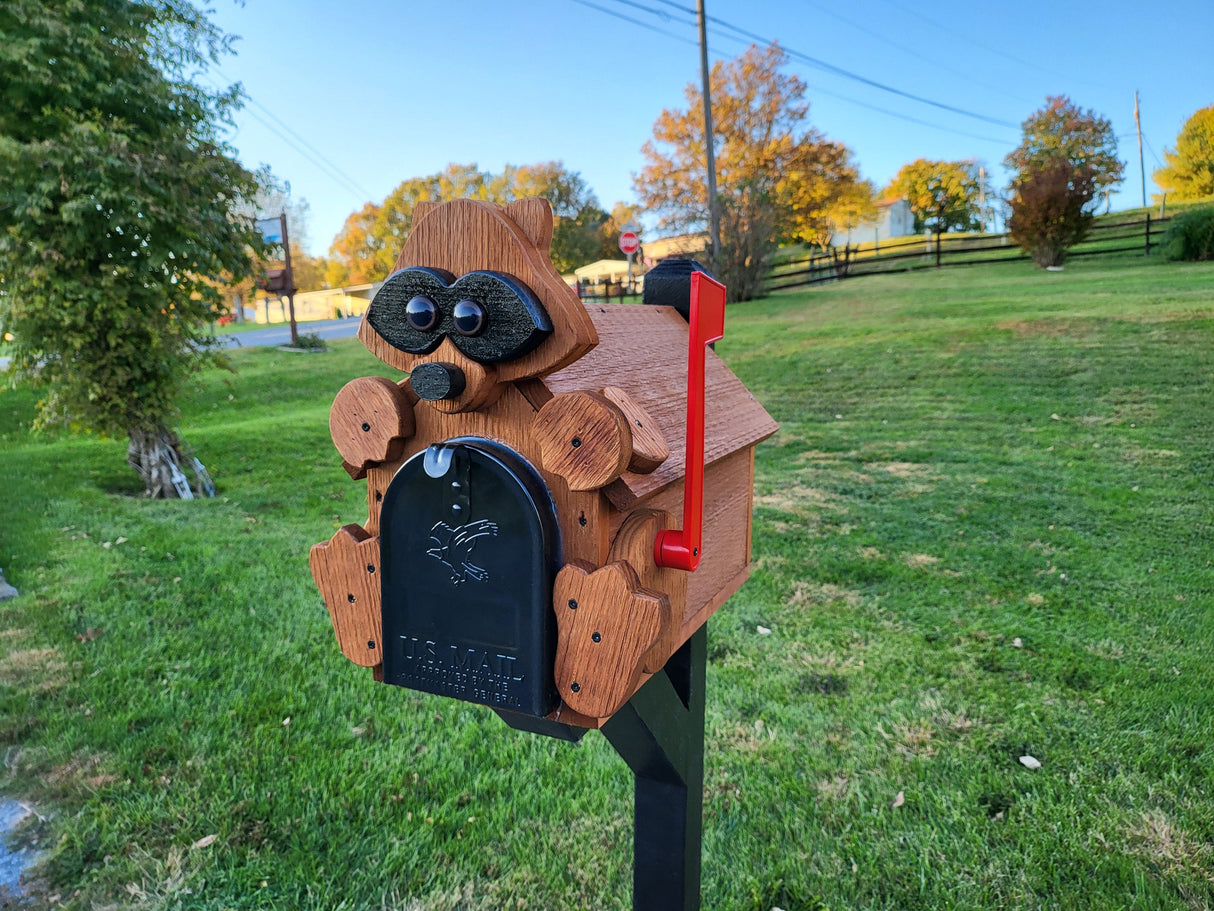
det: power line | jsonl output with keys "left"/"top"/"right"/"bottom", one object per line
{"left": 615, "top": 0, "right": 1019, "bottom": 130}
{"left": 871, "top": 0, "right": 1108, "bottom": 92}
{"left": 806, "top": 84, "right": 1012, "bottom": 146}
{"left": 797, "top": 0, "right": 1028, "bottom": 104}
{"left": 569, "top": 0, "right": 697, "bottom": 46}
{"left": 1142, "top": 134, "right": 1165, "bottom": 169}
{"left": 210, "top": 69, "right": 375, "bottom": 202}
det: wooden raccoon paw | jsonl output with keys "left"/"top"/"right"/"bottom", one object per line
{"left": 308, "top": 525, "right": 383, "bottom": 668}
{"left": 600, "top": 386, "right": 668, "bottom": 474}
{"left": 534, "top": 390, "right": 632, "bottom": 491}
{"left": 552, "top": 560, "right": 669, "bottom": 718}
{"left": 329, "top": 376, "right": 415, "bottom": 477}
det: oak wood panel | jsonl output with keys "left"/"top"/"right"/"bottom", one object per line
{"left": 614, "top": 448, "right": 756, "bottom": 635}
{"left": 534, "top": 390, "right": 632, "bottom": 491}
{"left": 391, "top": 384, "right": 612, "bottom": 570}
{"left": 360, "top": 199, "right": 597, "bottom": 381}
{"left": 544, "top": 304, "right": 778, "bottom": 510}
{"left": 607, "top": 508, "right": 684, "bottom": 673}
{"left": 601, "top": 385, "right": 668, "bottom": 474}
{"left": 553, "top": 560, "right": 666, "bottom": 719}
{"left": 309, "top": 525, "right": 384, "bottom": 669}
{"left": 329, "top": 376, "right": 414, "bottom": 471}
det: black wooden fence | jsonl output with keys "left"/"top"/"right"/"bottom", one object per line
{"left": 766, "top": 214, "right": 1170, "bottom": 292}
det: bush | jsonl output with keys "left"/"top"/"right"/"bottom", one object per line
{"left": 1161, "top": 205, "right": 1214, "bottom": 261}
{"left": 1008, "top": 157, "right": 1096, "bottom": 268}
{"left": 291, "top": 332, "right": 328, "bottom": 350}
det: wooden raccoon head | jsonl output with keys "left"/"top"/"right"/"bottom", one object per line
{"left": 358, "top": 198, "right": 598, "bottom": 413}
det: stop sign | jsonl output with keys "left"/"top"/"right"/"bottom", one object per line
{"left": 618, "top": 231, "right": 640, "bottom": 255}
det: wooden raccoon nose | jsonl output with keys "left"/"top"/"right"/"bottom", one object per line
{"left": 411, "top": 362, "right": 466, "bottom": 401}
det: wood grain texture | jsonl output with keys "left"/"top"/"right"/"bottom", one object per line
{"left": 544, "top": 304, "right": 778, "bottom": 510}
{"left": 607, "top": 509, "right": 684, "bottom": 673}
{"left": 406, "top": 338, "right": 502, "bottom": 414}
{"left": 601, "top": 385, "right": 668, "bottom": 474}
{"left": 309, "top": 525, "right": 383, "bottom": 669}
{"left": 329, "top": 376, "right": 414, "bottom": 471}
{"left": 359, "top": 199, "right": 597, "bottom": 381}
{"left": 504, "top": 198, "right": 553, "bottom": 253}
{"left": 534, "top": 390, "right": 632, "bottom": 491}
{"left": 552, "top": 560, "right": 666, "bottom": 719}
{"left": 370, "top": 384, "right": 612, "bottom": 570}
{"left": 613, "top": 448, "right": 757, "bottom": 639}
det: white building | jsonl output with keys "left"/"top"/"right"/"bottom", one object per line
{"left": 830, "top": 198, "right": 915, "bottom": 248}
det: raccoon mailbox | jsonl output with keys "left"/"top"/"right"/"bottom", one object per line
{"left": 309, "top": 198, "right": 776, "bottom": 910}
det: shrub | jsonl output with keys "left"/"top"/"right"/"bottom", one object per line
{"left": 1161, "top": 205, "right": 1214, "bottom": 261}
{"left": 291, "top": 332, "right": 328, "bottom": 350}
{"left": 1007, "top": 157, "right": 1096, "bottom": 268}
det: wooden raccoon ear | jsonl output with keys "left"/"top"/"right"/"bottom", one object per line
{"left": 505, "top": 198, "right": 554, "bottom": 255}
{"left": 411, "top": 200, "right": 438, "bottom": 230}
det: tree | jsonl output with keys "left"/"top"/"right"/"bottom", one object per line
{"left": 1008, "top": 156, "right": 1097, "bottom": 268}
{"left": 1004, "top": 96, "right": 1124, "bottom": 198}
{"left": 0, "top": 0, "right": 265, "bottom": 498}
{"left": 326, "top": 161, "right": 604, "bottom": 281}
{"left": 1004, "top": 96, "right": 1122, "bottom": 268}
{"left": 826, "top": 179, "right": 878, "bottom": 244}
{"left": 634, "top": 43, "right": 867, "bottom": 301}
{"left": 884, "top": 159, "right": 983, "bottom": 234}
{"left": 1153, "top": 105, "right": 1214, "bottom": 202}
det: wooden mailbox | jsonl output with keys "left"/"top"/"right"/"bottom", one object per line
{"left": 310, "top": 197, "right": 777, "bottom": 728}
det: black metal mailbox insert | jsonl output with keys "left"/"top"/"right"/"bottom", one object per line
{"left": 379, "top": 437, "right": 560, "bottom": 717}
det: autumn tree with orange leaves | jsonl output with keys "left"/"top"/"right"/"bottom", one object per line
{"left": 634, "top": 43, "right": 867, "bottom": 301}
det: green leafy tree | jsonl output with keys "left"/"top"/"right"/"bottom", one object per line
{"left": 884, "top": 159, "right": 983, "bottom": 234}
{"left": 326, "top": 161, "right": 603, "bottom": 281}
{"left": 1153, "top": 105, "right": 1214, "bottom": 202}
{"left": 1004, "top": 96, "right": 1124, "bottom": 199}
{"left": 0, "top": 0, "right": 265, "bottom": 498}
{"left": 634, "top": 43, "right": 866, "bottom": 300}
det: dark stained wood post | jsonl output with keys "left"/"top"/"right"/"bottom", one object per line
{"left": 604, "top": 627, "right": 706, "bottom": 911}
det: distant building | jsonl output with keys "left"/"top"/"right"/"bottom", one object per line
{"left": 573, "top": 259, "right": 635, "bottom": 284}
{"left": 830, "top": 198, "right": 914, "bottom": 248}
{"left": 241, "top": 283, "right": 380, "bottom": 324}
{"left": 641, "top": 233, "right": 707, "bottom": 267}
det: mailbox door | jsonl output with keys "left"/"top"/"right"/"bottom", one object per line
{"left": 380, "top": 438, "right": 560, "bottom": 716}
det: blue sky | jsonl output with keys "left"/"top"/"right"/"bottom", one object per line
{"left": 207, "top": 0, "right": 1214, "bottom": 255}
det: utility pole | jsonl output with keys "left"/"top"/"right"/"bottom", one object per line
{"left": 281, "top": 210, "right": 299, "bottom": 346}
{"left": 697, "top": 0, "right": 720, "bottom": 260}
{"left": 978, "top": 166, "right": 987, "bottom": 233}
{"left": 1134, "top": 91, "right": 1146, "bottom": 209}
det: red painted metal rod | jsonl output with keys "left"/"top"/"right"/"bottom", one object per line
{"left": 655, "top": 271, "right": 726, "bottom": 572}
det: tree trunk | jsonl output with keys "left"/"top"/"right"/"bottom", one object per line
{"left": 126, "top": 424, "right": 214, "bottom": 499}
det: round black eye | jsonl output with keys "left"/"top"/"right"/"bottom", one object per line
{"left": 452, "top": 299, "right": 486, "bottom": 337}
{"left": 405, "top": 296, "right": 439, "bottom": 332}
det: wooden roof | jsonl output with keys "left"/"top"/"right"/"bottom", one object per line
{"left": 543, "top": 303, "right": 778, "bottom": 510}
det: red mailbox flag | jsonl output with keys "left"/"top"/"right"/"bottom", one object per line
{"left": 654, "top": 270, "right": 726, "bottom": 572}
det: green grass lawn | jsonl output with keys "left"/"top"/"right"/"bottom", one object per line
{"left": 2, "top": 256, "right": 1213, "bottom": 909}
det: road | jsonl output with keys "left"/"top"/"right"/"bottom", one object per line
{"left": 219, "top": 317, "right": 363, "bottom": 349}
{"left": 0, "top": 318, "right": 364, "bottom": 370}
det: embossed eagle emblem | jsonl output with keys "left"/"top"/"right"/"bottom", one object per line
{"left": 426, "top": 519, "right": 499, "bottom": 584}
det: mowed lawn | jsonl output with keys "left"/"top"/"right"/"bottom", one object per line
{"left": 1, "top": 255, "right": 1212, "bottom": 910}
